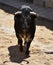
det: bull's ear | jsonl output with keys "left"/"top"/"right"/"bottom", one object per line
{"left": 30, "top": 12, "right": 39, "bottom": 18}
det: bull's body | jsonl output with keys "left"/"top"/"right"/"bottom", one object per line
{"left": 14, "top": 5, "right": 37, "bottom": 55}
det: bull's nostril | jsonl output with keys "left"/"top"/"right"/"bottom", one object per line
{"left": 22, "top": 25, "right": 28, "bottom": 29}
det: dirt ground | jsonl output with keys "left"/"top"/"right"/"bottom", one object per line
{"left": 0, "top": 4, "right": 53, "bottom": 65}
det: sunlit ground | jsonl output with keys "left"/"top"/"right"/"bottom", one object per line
{"left": 0, "top": 5, "right": 53, "bottom": 65}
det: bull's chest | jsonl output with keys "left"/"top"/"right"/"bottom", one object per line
{"left": 18, "top": 29, "right": 31, "bottom": 41}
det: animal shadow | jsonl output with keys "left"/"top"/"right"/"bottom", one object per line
{"left": 45, "top": 52, "right": 53, "bottom": 54}
{"left": 8, "top": 45, "right": 30, "bottom": 63}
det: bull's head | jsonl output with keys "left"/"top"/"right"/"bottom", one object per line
{"left": 14, "top": 6, "right": 39, "bottom": 30}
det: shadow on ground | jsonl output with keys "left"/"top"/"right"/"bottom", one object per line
{"left": 0, "top": 3, "right": 18, "bottom": 15}
{"left": 0, "top": 3, "right": 53, "bottom": 31}
{"left": 45, "top": 52, "right": 53, "bottom": 54}
{"left": 8, "top": 45, "right": 30, "bottom": 64}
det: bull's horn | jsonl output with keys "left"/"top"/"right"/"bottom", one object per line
{"left": 30, "top": 12, "right": 39, "bottom": 16}
{"left": 15, "top": 11, "right": 22, "bottom": 15}
{"left": 30, "top": 12, "right": 37, "bottom": 15}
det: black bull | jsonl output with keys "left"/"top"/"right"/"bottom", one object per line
{"left": 14, "top": 5, "right": 38, "bottom": 55}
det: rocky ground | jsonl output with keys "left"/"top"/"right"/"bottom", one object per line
{"left": 0, "top": 4, "right": 53, "bottom": 65}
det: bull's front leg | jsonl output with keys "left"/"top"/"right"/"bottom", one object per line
{"left": 25, "top": 35, "right": 34, "bottom": 56}
{"left": 18, "top": 38, "right": 23, "bottom": 52}
{"left": 25, "top": 41, "right": 31, "bottom": 55}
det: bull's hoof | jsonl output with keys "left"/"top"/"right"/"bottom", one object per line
{"left": 25, "top": 50, "right": 30, "bottom": 56}
{"left": 19, "top": 46, "right": 23, "bottom": 52}
{"left": 20, "top": 49, "right": 23, "bottom": 52}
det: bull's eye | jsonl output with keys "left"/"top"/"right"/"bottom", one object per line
{"left": 27, "top": 17, "right": 31, "bottom": 22}
{"left": 28, "top": 17, "right": 31, "bottom": 20}
{"left": 20, "top": 18, "right": 24, "bottom": 22}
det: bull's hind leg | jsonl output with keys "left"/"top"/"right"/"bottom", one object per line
{"left": 18, "top": 38, "right": 23, "bottom": 52}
